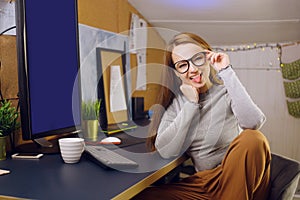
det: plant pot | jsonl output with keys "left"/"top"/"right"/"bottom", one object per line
{"left": 84, "top": 120, "right": 99, "bottom": 141}
{"left": 0, "top": 136, "right": 7, "bottom": 161}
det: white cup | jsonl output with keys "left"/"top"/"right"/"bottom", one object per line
{"left": 58, "top": 138, "right": 85, "bottom": 164}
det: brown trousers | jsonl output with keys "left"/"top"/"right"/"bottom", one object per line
{"left": 132, "top": 129, "right": 271, "bottom": 200}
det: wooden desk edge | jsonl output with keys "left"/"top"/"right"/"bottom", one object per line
{"left": 0, "top": 195, "right": 30, "bottom": 200}
{"left": 112, "top": 154, "right": 189, "bottom": 200}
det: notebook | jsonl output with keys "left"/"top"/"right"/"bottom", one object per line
{"left": 100, "top": 121, "right": 137, "bottom": 135}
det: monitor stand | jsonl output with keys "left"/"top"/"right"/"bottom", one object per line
{"left": 34, "top": 138, "right": 54, "bottom": 148}
{"left": 14, "top": 133, "right": 79, "bottom": 154}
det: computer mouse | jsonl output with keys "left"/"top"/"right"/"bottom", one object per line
{"left": 100, "top": 136, "right": 121, "bottom": 145}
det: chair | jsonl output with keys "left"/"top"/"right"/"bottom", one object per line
{"left": 176, "top": 153, "right": 300, "bottom": 200}
{"left": 268, "top": 153, "right": 300, "bottom": 200}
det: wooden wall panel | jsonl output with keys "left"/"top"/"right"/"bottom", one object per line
{"left": 77, "top": 0, "right": 119, "bottom": 32}
{"left": 0, "top": 35, "right": 22, "bottom": 148}
{"left": 0, "top": 35, "right": 18, "bottom": 101}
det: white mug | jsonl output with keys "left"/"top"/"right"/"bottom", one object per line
{"left": 58, "top": 138, "right": 85, "bottom": 164}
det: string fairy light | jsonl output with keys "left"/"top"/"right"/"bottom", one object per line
{"left": 214, "top": 41, "right": 300, "bottom": 118}
{"left": 214, "top": 41, "right": 300, "bottom": 68}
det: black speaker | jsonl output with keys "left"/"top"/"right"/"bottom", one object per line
{"left": 132, "top": 97, "right": 148, "bottom": 120}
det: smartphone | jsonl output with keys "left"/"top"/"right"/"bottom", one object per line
{"left": 12, "top": 153, "right": 44, "bottom": 159}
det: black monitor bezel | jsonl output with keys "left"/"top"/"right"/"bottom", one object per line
{"left": 15, "top": 0, "right": 81, "bottom": 141}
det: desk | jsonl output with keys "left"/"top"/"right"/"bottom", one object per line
{"left": 0, "top": 143, "right": 188, "bottom": 200}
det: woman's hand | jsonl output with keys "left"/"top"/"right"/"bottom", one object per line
{"left": 180, "top": 83, "right": 199, "bottom": 103}
{"left": 206, "top": 51, "right": 230, "bottom": 72}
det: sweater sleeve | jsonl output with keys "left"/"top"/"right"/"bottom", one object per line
{"left": 155, "top": 99, "right": 199, "bottom": 158}
{"left": 218, "top": 67, "right": 266, "bottom": 130}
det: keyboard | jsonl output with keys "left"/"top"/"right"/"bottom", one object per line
{"left": 84, "top": 145, "right": 138, "bottom": 169}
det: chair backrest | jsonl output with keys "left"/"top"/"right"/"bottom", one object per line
{"left": 268, "top": 153, "right": 300, "bottom": 200}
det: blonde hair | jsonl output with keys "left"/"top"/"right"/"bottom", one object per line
{"left": 146, "top": 32, "right": 222, "bottom": 151}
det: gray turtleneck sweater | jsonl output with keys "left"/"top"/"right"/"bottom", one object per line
{"left": 155, "top": 67, "right": 266, "bottom": 172}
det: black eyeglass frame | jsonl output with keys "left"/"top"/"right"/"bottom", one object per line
{"left": 173, "top": 52, "right": 207, "bottom": 74}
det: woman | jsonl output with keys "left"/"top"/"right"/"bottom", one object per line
{"left": 133, "top": 33, "right": 271, "bottom": 200}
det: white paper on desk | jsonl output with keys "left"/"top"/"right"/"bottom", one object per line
{"left": 110, "top": 65, "right": 127, "bottom": 112}
{"left": 136, "top": 50, "right": 147, "bottom": 90}
{"left": 0, "top": 169, "right": 10, "bottom": 175}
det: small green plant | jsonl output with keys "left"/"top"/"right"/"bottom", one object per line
{"left": 81, "top": 99, "right": 101, "bottom": 120}
{"left": 0, "top": 100, "right": 19, "bottom": 137}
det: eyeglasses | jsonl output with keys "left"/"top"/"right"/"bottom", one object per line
{"left": 174, "top": 52, "right": 207, "bottom": 74}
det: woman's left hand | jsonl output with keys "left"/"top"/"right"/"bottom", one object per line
{"left": 205, "top": 51, "right": 230, "bottom": 72}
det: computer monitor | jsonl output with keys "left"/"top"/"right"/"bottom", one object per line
{"left": 15, "top": 0, "right": 81, "bottom": 153}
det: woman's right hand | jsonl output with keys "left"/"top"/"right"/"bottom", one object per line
{"left": 180, "top": 83, "right": 199, "bottom": 103}
{"left": 205, "top": 50, "right": 230, "bottom": 72}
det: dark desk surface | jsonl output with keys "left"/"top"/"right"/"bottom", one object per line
{"left": 0, "top": 142, "right": 188, "bottom": 200}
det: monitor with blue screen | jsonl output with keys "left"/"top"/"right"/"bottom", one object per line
{"left": 15, "top": 0, "right": 81, "bottom": 153}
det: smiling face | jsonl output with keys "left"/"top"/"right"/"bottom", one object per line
{"left": 172, "top": 43, "right": 213, "bottom": 93}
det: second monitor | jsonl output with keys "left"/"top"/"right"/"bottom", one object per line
{"left": 96, "top": 46, "right": 136, "bottom": 134}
